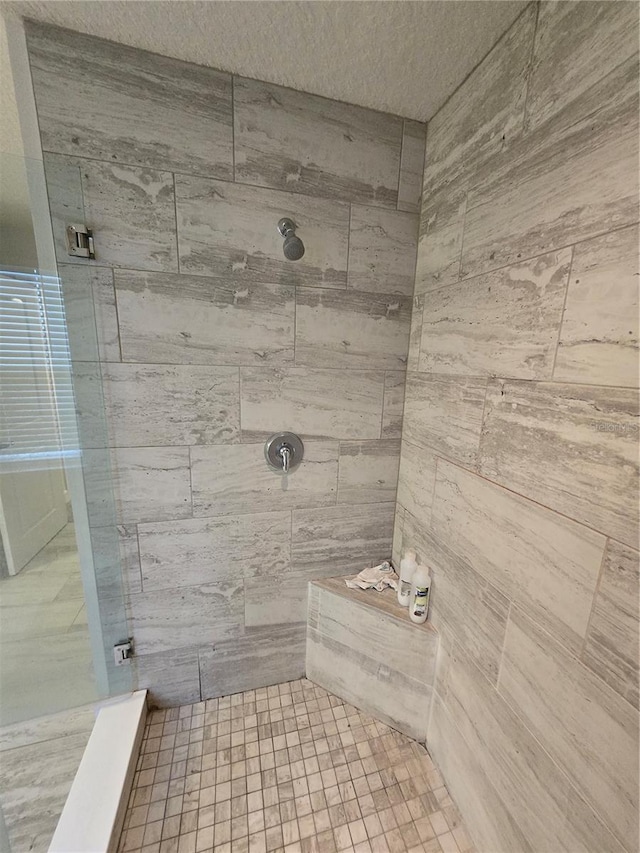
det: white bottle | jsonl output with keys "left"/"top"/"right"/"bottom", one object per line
{"left": 397, "top": 548, "right": 417, "bottom": 607}
{"left": 409, "top": 564, "right": 431, "bottom": 624}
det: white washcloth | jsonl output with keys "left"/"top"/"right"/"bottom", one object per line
{"left": 345, "top": 561, "right": 399, "bottom": 591}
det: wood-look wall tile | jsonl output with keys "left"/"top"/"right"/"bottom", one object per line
{"left": 423, "top": 3, "right": 535, "bottom": 193}
{"left": 428, "top": 695, "right": 529, "bottom": 853}
{"left": 381, "top": 372, "right": 406, "bottom": 439}
{"left": 233, "top": 77, "right": 403, "bottom": 207}
{"left": 443, "top": 647, "right": 574, "bottom": 851}
{"left": 347, "top": 205, "right": 418, "bottom": 295}
{"left": 199, "top": 624, "right": 307, "bottom": 699}
{"left": 403, "top": 373, "right": 486, "bottom": 467}
{"left": 396, "top": 440, "right": 438, "bottom": 525}
{"left": 419, "top": 249, "right": 571, "bottom": 379}
{"left": 175, "top": 175, "right": 349, "bottom": 288}
{"left": 190, "top": 442, "right": 338, "bottom": 516}
{"left": 295, "top": 287, "right": 410, "bottom": 370}
{"left": 138, "top": 511, "right": 291, "bottom": 591}
{"left": 499, "top": 607, "right": 639, "bottom": 853}
{"left": 397, "top": 120, "right": 426, "bottom": 214}
{"left": 562, "top": 786, "right": 628, "bottom": 853}
{"left": 79, "top": 160, "right": 179, "bottom": 271}
{"left": 134, "top": 646, "right": 201, "bottom": 707}
{"left": 414, "top": 178, "right": 466, "bottom": 295}
{"left": 432, "top": 461, "right": 606, "bottom": 655}
{"left": 100, "top": 363, "right": 239, "bottom": 447}
{"left": 244, "top": 574, "right": 311, "bottom": 628}
{"left": 554, "top": 225, "right": 639, "bottom": 388}
{"left": 114, "top": 270, "right": 294, "bottom": 366}
{"left": 403, "top": 517, "right": 509, "bottom": 687}
{"left": 479, "top": 380, "right": 639, "bottom": 548}
{"left": 461, "top": 55, "right": 639, "bottom": 279}
{"left": 127, "top": 580, "right": 243, "bottom": 655}
{"left": 337, "top": 439, "right": 400, "bottom": 505}
{"left": 25, "top": 22, "right": 233, "bottom": 179}
{"left": 525, "top": 1, "right": 640, "bottom": 133}
{"left": 240, "top": 367, "right": 385, "bottom": 441}
{"left": 292, "top": 503, "right": 394, "bottom": 576}
{"left": 583, "top": 539, "right": 639, "bottom": 710}
{"left": 59, "top": 265, "right": 120, "bottom": 362}
{"left": 85, "top": 447, "right": 192, "bottom": 526}
{"left": 391, "top": 505, "right": 405, "bottom": 568}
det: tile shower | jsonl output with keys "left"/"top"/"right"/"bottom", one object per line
{"left": 6, "top": 2, "right": 638, "bottom": 852}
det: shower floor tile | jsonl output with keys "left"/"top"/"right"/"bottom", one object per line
{"left": 119, "top": 679, "right": 474, "bottom": 853}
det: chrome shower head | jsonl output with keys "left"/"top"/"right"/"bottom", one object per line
{"left": 277, "top": 218, "right": 305, "bottom": 261}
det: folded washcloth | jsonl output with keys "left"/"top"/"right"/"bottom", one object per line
{"left": 345, "top": 561, "right": 399, "bottom": 591}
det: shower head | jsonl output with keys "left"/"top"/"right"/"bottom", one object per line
{"left": 277, "top": 218, "right": 305, "bottom": 261}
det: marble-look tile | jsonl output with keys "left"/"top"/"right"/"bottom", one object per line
{"left": 81, "top": 159, "right": 178, "bottom": 272}
{"left": 292, "top": 503, "right": 394, "bottom": 576}
{"left": 244, "top": 573, "right": 312, "bottom": 628}
{"left": 0, "top": 702, "right": 95, "bottom": 753}
{"left": 294, "top": 287, "right": 410, "bottom": 370}
{"left": 114, "top": 270, "right": 294, "bottom": 366}
{"left": 403, "top": 511, "right": 509, "bottom": 687}
{"left": 415, "top": 177, "right": 467, "bottom": 295}
{"left": 43, "top": 153, "right": 88, "bottom": 268}
{"left": 461, "top": 55, "right": 639, "bottom": 279}
{"left": 127, "top": 580, "right": 243, "bottom": 655}
{"left": 25, "top": 21, "right": 233, "bottom": 179}
{"left": 554, "top": 225, "right": 639, "bottom": 387}
{"left": 85, "top": 447, "right": 191, "bottom": 526}
{"left": 391, "top": 505, "right": 405, "bottom": 569}
{"left": 381, "top": 371, "right": 406, "bottom": 439}
{"left": 190, "top": 442, "right": 338, "bottom": 516}
{"left": 134, "top": 646, "right": 201, "bottom": 707}
{"left": 403, "top": 373, "right": 486, "bottom": 467}
{"left": 306, "top": 581, "right": 436, "bottom": 740}
{"left": 199, "top": 624, "right": 306, "bottom": 699}
{"left": 176, "top": 174, "right": 349, "bottom": 288}
{"left": 479, "top": 380, "right": 639, "bottom": 548}
{"left": 562, "top": 786, "right": 628, "bottom": 853}
{"left": 424, "top": 4, "right": 535, "bottom": 194}
{"left": 337, "top": 439, "right": 400, "bottom": 505}
{"left": 407, "top": 295, "right": 424, "bottom": 372}
{"left": 91, "top": 523, "right": 142, "bottom": 597}
{"left": 233, "top": 76, "right": 403, "bottom": 207}
{"left": 583, "top": 539, "right": 639, "bottom": 710}
{"left": 419, "top": 249, "right": 571, "bottom": 379}
{"left": 101, "top": 363, "right": 239, "bottom": 446}
{"left": 347, "top": 205, "right": 418, "bottom": 296}
{"left": 59, "top": 264, "right": 120, "bottom": 362}
{"left": 525, "top": 1, "right": 640, "bottom": 132}
{"left": 499, "top": 607, "right": 639, "bottom": 853}
{"left": 396, "top": 440, "right": 438, "bottom": 525}
{"left": 397, "top": 120, "right": 427, "bottom": 214}
{"left": 433, "top": 460, "right": 606, "bottom": 654}
{"left": 443, "top": 646, "right": 581, "bottom": 852}
{"left": 138, "top": 511, "right": 291, "bottom": 591}
{"left": 240, "top": 367, "right": 385, "bottom": 441}
{"left": 428, "top": 695, "right": 529, "bottom": 853}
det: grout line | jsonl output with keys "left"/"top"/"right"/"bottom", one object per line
{"left": 550, "top": 245, "right": 575, "bottom": 380}
{"left": 578, "top": 539, "right": 609, "bottom": 661}
{"left": 231, "top": 75, "right": 236, "bottom": 183}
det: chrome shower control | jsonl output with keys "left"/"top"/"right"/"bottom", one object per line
{"left": 265, "top": 432, "right": 304, "bottom": 473}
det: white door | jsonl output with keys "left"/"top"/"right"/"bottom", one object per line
{"left": 0, "top": 464, "right": 67, "bottom": 574}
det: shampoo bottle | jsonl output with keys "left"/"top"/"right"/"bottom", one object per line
{"left": 409, "top": 564, "right": 431, "bottom": 624}
{"left": 397, "top": 549, "right": 417, "bottom": 607}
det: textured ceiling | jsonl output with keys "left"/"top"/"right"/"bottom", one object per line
{"left": 2, "top": 0, "right": 527, "bottom": 121}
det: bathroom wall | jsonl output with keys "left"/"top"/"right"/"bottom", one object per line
{"left": 24, "top": 21, "right": 424, "bottom": 706}
{"left": 393, "top": 3, "right": 639, "bottom": 852}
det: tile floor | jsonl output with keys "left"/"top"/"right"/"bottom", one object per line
{"left": 119, "top": 679, "right": 474, "bottom": 853}
{"left": 0, "top": 523, "right": 97, "bottom": 724}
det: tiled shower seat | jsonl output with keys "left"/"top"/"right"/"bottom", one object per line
{"left": 119, "top": 679, "right": 474, "bottom": 853}
{"left": 306, "top": 579, "right": 438, "bottom": 742}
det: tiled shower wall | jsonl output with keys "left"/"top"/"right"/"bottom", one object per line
{"left": 393, "top": 3, "right": 639, "bottom": 853}
{"left": 25, "top": 22, "right": 424, "bottom": 707}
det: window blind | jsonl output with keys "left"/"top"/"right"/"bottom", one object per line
{"left": 0, "top": 267, "right": 79, "bottom": 465}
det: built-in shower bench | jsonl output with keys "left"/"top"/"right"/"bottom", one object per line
{"left": 306, "top": 577, "right": 438, "bottom": 741}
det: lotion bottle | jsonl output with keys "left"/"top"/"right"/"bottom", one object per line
{"left": 397, "top": 549, "right": 417, "bottom": 607}
{"left": 409, "top": 564, "right": 431, "bottom": 624}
